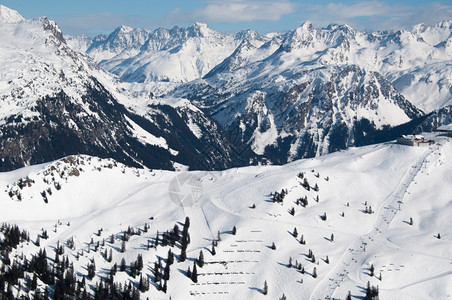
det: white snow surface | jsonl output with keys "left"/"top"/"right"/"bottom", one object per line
{"left": 0, "top": 5, "right": 25, "bottom": 23}
{"left": 0, "top": 136, "right": 451, "bottom": 299}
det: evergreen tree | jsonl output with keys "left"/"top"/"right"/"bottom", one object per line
{"left": 303, "top": 178, "right": 310, "bottom": 190}
{"left": 184, "top": 216, "right": 190, "bottom": 230}
{"left": 330, "top": 233, "right": 334, "bottom": 242}
{"left": 346, "top": 291, "right": 352, "bottom": 300}
{"left": 263, "top": 280, "right": 268, "bottom": 295}
{"left": 211, "top": 244, "right": 216, "bottom": 256}
{"left": 31, "top": 273, "right": 37, "bottom": 291}
{"left": 107, "top": 249, "right": 113, "bottom": 263}
{"left": 87, "top": 261, "right": 95, "bottom": 280}
{"left": 293, "top": 227, "right": 298, "bottom": 237}
{"left": 153, "top": 261, "right": 160, "bottom": 283}
{"left": 370, "top": 264, "right": 375, "bottom": 277}
{"left": 314, "top": 183, "right": 319, "bottom": 191}
{"left": 232, "top": 226, "right": 237, "bottom": 235}
{"left": 271, "top": 242, "right": 276, "bottom": 250}
{"left": 313, "top": 267, "right": 317, "bottom": 278}
{"left": 167, "top": 250, "right": 174, "bottom": 266}
{"left": 191, "top": 262, "right": 198, "bottom": 283}
{"left": 172, "top": 224, "right": 180, "bottom": 244}
{"left": 155, "top": 231, "right": 160, "bottom": 248}
{"left": 164, "top": 262, "right": 170, "bottom": 281}
{"left": 198, "top": 250, "right": 204, "bottom": 267}
{"left": 121, "top": 240, "right": 126, "bottom": 253}
{"left": 299, "top": 234, "right": 305, "bottom": 245}
{"left": 180, "top": 245, "right": 187, "bottom": 262}
{"left": 120, "top": 258, "right": 126, "bottom": 272}
{"left": 186, "top": 266, "right": 191, "bottom": 279}
{"left": 290, "top": 207, "right": 295, "bottom": 216}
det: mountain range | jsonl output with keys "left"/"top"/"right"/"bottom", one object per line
{"left": 1, "top": 5, "right": 451, "bottom": 172}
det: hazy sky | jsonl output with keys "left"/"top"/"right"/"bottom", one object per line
{"left": 2, "top": 0, "right": 451, "bottom": 36}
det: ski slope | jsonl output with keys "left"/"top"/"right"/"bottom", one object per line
{"left": 0, "top": 135, "right": 451, "bottom": 299}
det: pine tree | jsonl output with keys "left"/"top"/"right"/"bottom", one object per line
{"left": 211, "top": 244, "right": 216, "bottom": 256}
{"left": 154, "top": 262, "right": 160, "bottom": 283}
{"left": 184, "top": 216, "right": 190, "bottom": 230}
{"left": 187, "top": 266, "right": 191, "bottom": 279}
{"left": 330, "top": 233, "right": 334, "bottom": 242}
{"left": 167, "top": 249, "right": 174, "bottom": 265}
{"left": 164, "top": 262, "right": 170, "bottom": 281}
{"left": 31, "top": 273, "right": 37, "bottom": 291}
{"left": 288, "top": 257, "right": 292, "bottom": 268}
{"left": 300, "top": 234, "right": 305, "bottom": 245}
{"left": 121, "top": 240, "right": 126, "bottom": 253}
{"left": 198, "top": 250, "right": 204, "bottom": 267}
{"left": 180, "top": 245, "right": 187, "bottom": 262}
{"left": 271, "top": 242, "right": 276, "bottom": 250}
{"left": 409, "top": 217, "right": 413, "bottom": 225}
{"left": 155, "top": 231, "right": 160, "bottom": 248}
{"left": 346, "top": 291, "right": 352, "bottom": 300}
{"left": 370, "top": 264, "right": 375, "bottom": 277}
{"left": 325, "top": 256, "right": 329, "bottom": 264}
{"left": 263, "top": 280, "right": 268, "bottom": 295}
{"left": 120, "top": 258, "right": 126, "bottom": 272}
{"left": 293, "top": 227, "right": 298, "bottom": 237}
{"left": 314, "top": 183, "right": 319, "bottom": 191}
{"left": 137, "top": 254, "right": 144, "bottom": 271}
{"left": 107, "top": 249, "right": 113, "bottom": 263}
{"left": 191, "top": 262, "right": 198, "bottom": 283}
{"left": 232, "top": 226, "right": 237, "bottom": 235}
{"left": 303, "top": 178, "right": 310, "bottom": 190}
{"left": 313, "top": 267, "right": 317, "bottom": 278}
{"left": 290, "top": 207, "right": 295, "bottom": 216}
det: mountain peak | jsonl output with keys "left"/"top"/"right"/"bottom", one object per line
{"left": 0, "top": 5, "right": 25, "bottom": 23}
{"left": 189, "top": 22, "right": 212, "bottom": 37}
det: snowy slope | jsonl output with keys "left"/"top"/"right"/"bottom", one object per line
{"left": 0, "top": 135, "right": 450, "bottom": 299}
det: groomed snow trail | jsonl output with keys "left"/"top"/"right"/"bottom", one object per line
{"left": 309, "top": 144, "right": 437, "bottom": 300}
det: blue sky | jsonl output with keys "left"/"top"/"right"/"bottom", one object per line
{"left": 2, "top": 0, "right": 451, "bottom": 36}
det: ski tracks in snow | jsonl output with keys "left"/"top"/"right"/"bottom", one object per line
{"left": 310, "top": 145, "right": 437, "bottom": 300}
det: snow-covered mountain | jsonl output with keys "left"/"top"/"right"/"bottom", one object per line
{"left": 0, "top": 135, "right": 450, "bottom": 299}
{"left": 83, "top": 20, "right": 451, "bottom": 113}
{"left": 84, "top": 23, "right": 268, "bottom": 83}
{"left": 66, "top": 19, "right": 452, "bottom": 165}
{"left": 0, "top": 6, "right": 247, "bottom": 172}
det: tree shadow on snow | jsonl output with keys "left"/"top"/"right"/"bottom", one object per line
{"left": 248, "top": 287, "right": 264, "bottom": 294}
